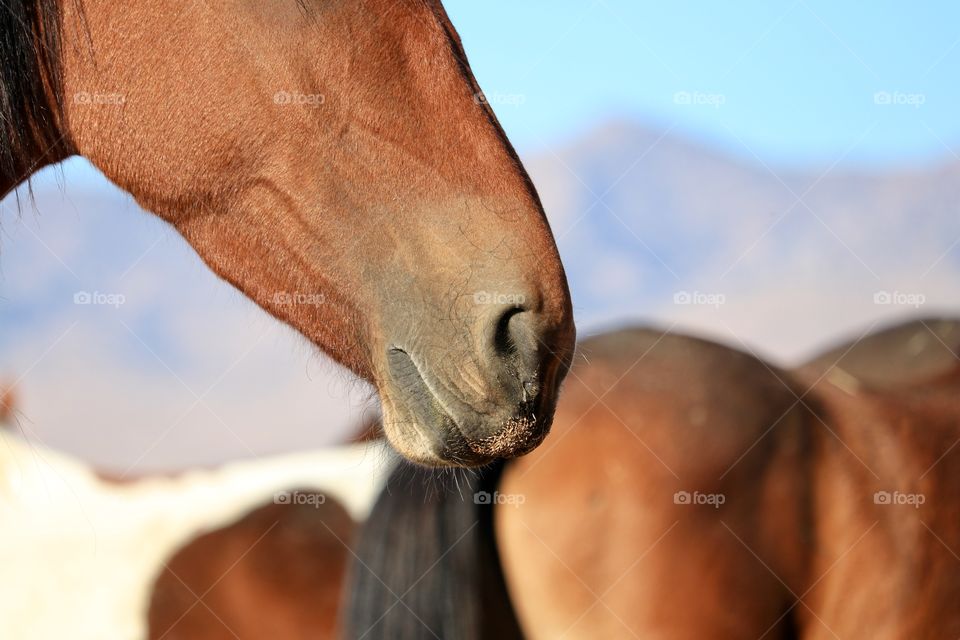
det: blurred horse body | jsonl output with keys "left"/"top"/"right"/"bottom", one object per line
{"left": 0, "top": 384, "right": 15, "bottom": 423}
{"left": 791, "top": 318, "right": 960, "bottom": 638}
{"left": 0, "top": 427, "right": 390, "bottom": 640}
{"left": 347, "top": 318, "right": 960, "bottom": 639}
{"left": 148, "top": 491, "right": 356, "bottom": 640}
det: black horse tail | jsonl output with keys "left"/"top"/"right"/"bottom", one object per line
{"left": 343, "top": 460, "right": 524, "bottom": 640}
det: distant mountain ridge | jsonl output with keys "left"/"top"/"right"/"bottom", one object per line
{"left": 0, "top": 119, "right": 957, "bottom": 468}
{"left": 526, "top": 120, "right": 960, "bottom": 360}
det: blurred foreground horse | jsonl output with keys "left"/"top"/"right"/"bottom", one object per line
{"left": 347, "top": 318, "right": 960, "bottom": 639}
{"left": 0, "top": 422, "right": 390, "bottom": 640}
{"left": 0, "top": 384, "right": 15, "bottom": 423}
{"left": 0, "top": 0, "right": 574, "bottom": 466}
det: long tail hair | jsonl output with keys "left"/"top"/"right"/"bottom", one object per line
{"left": 344, "top": 460, "right": 524, "bottom": 639}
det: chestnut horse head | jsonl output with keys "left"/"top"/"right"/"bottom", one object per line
{"left": 2, "top": 0, "right": 575, "bottom": 466}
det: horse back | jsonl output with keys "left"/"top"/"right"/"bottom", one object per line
{"left": 798, "top": 317, "right": 960, "bottom": 392}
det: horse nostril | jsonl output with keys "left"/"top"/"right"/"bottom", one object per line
{"left": 488, "top": 304, "right": 542, "bottom": 396}
{"left": 492, "top": 305, "right": 525, "bottom": 359}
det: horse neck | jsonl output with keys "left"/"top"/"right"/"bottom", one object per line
{"left": 0, "top": 0, "right": 73, "bottom": 197}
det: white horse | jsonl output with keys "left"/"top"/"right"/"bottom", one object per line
{"left": 0, "top": 424, "right": 392, "bottom": 640}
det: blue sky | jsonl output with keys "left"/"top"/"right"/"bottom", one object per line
{"left": 447, "top": 0, "right": 960, "bottom": 168}
{"left": 58, "top": 1, "right": 960, "bottom": 187}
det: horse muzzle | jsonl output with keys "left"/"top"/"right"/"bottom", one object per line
{"left": 379, "top": 303, "right": 573, "bottom": 467}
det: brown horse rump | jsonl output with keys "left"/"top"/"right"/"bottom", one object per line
{"left": 350, "top": 319, "right": 960, "bottom": 638}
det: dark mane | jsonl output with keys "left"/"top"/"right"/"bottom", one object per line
{"left": 0, "top": 0, "right": 69, "bottom": 192}
{"left": 345, "top": 461, "right": 525, "bottom": 639}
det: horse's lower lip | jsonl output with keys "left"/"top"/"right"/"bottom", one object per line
{"left": 385, "top": 347, "right": 474, "bottom": 461}
{"left": 385, "top": 347, "right": 545, "bottom": 466}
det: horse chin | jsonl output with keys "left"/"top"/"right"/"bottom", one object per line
{"left": 380, "top": 412, "right": 549, "bottom": 469}
{"left": 378, "top": 350, "right": 554, "bottom": 468}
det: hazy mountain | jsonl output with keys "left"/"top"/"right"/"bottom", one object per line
{"left": 526, "top": 120, "right": 960, "bottom": 360}
{"left": 0, "top": 173, "right": 373, "bottom": 471}
{"left": 1, "top": 120, "right": 957, "bottom": 469}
